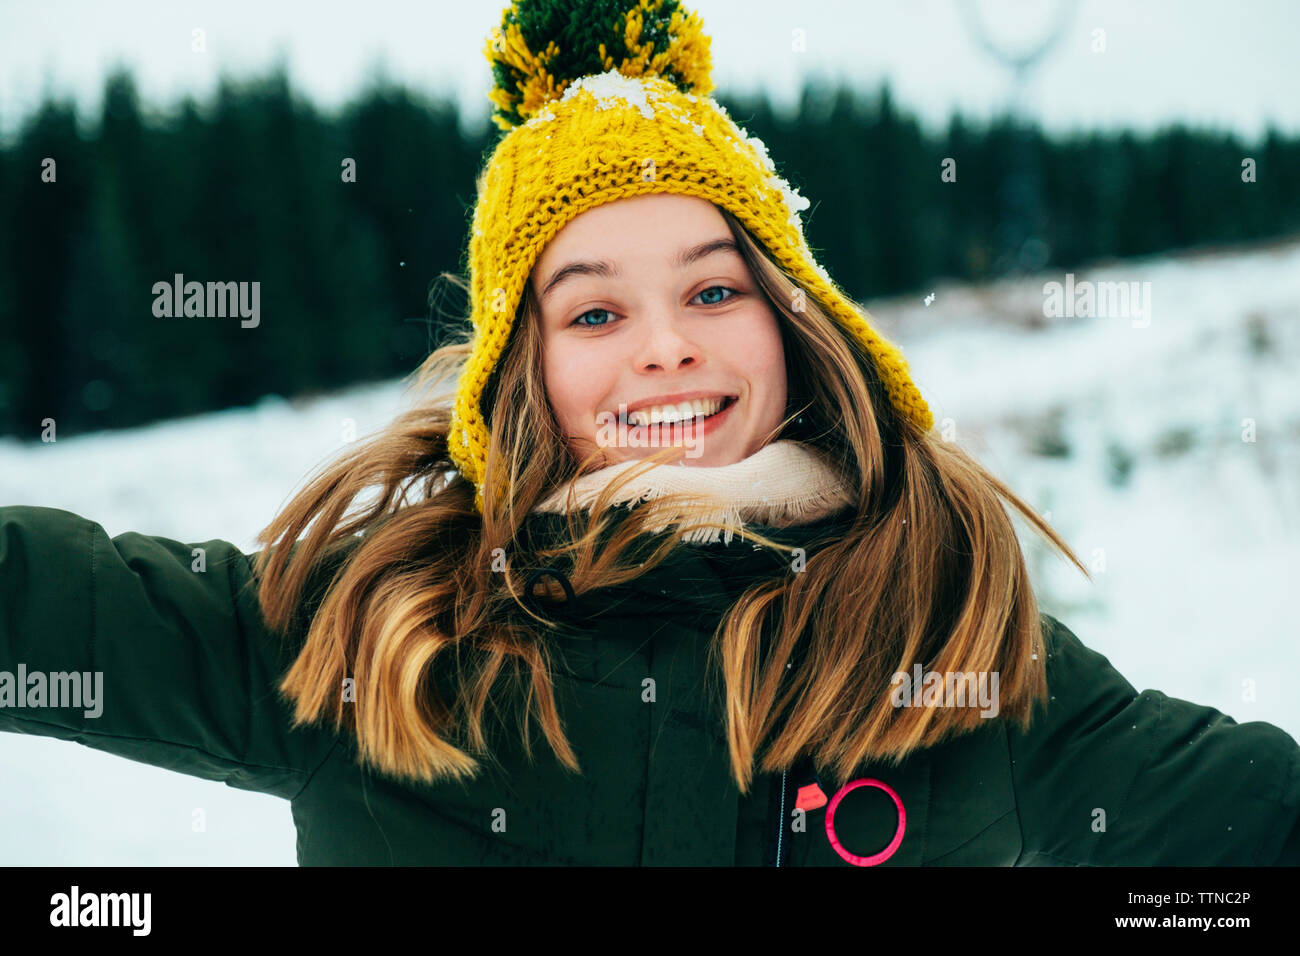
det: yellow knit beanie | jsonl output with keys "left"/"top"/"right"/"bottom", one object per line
{"left": 451, "top": 0, "right": 934, "bottom": 513}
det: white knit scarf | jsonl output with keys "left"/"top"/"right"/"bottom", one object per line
{"left": 532, "top": 440, "right": 857, "bottom": 544}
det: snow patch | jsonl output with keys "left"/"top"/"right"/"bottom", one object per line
{"left": 525, "top": 104, "right": 556, "bottom": 128}
{"left": 556, "top": 69, "right": 665, "bottom": 120}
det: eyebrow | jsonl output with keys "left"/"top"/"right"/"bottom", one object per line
{"left": 539, "top": 237, "right": 740, "bottom": 302}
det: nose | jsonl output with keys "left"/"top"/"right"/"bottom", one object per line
{"left": 635, "top": 316, "right": 699, "bottom": 372}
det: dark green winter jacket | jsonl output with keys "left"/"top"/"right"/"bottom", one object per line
{"left": 2, "top": 504, "right": 1298, "bottom": 865}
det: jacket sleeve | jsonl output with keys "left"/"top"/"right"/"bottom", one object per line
{"left": 1006, "top": 613, "right": 1300, "bottom": 865}
{"left": 0, "top": 505, "right": 340, "bottom": 800}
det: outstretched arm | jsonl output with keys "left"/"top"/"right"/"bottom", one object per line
{"left": 0, "top": 505, "right": 338, "bottom": 800}
{"left": 1008, "top": 614, "right": 1300, "bottom": 866}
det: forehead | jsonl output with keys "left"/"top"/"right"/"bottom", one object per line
{"left": 534, "top": 194, "right": 730, "bottom": 268}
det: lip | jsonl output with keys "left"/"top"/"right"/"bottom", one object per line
{"left": 619, "top": 390, "right": 739, "bottom": 417}
{"left": 620, "top": 394, "right": 738, "bottom": 441}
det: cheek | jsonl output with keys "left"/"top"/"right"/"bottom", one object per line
{"left": 542, "top": 341, "right": 609, "bottom": 428}
{"left": 743, "top": 315, "right": 788, "bottom": 410}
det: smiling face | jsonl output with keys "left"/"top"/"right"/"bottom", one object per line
{"left": 531, "top": 194, "right": 788, "bottom": 470}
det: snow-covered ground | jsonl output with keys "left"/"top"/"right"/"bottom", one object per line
{"left": 2, "top": 237, "right": 1297, "bottom": 864}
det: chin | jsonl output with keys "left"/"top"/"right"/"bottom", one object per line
{"left": 682, "top": 444, "right": 744, "bottom": 467}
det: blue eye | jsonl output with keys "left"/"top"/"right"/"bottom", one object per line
{"left": 694, "top": 285, "right": 737, "bottom": 305}
{"left": 568, "top": 287, "right": 738, "bottom": 329}
{"left": 571, "top": 308, "right": 615, "bottom": 328}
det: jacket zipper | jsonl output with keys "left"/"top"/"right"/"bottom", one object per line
{"left": 775, "top": 768, "right": 787, "bottom": 866}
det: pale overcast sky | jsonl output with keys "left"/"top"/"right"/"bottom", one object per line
{"left": 1, "top": 0, "right": 1297, "bottom": 140}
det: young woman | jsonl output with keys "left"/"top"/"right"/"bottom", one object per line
{"left": 2, "top": 0, "right": 1297, "bottom": 866}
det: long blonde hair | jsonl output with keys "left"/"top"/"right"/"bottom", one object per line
{"left": 252, "top": 205, "right": 1088, "bottom": 793}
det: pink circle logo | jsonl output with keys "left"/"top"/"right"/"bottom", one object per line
{"left": 824, "top": 778, "right": 906, "bottom": 866}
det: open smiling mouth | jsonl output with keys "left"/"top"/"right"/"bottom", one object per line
{"left": 618, "top": 395, "right": 738, "bottom": 433}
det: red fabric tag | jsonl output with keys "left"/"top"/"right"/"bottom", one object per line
{"left": 795, "top": 782, "right": 828, "bottom": 812}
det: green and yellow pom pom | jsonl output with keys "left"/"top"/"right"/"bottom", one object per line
{"left": 483, "top": 0, "right": 713, "bottom": 131}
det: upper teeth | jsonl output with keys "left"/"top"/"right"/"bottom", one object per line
{"left": 626, "top": 397, "right": 727, "bottom": 427}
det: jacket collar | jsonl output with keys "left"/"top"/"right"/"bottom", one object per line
{"left": 515, "top": 504, "right": 859, "bottom": 623}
